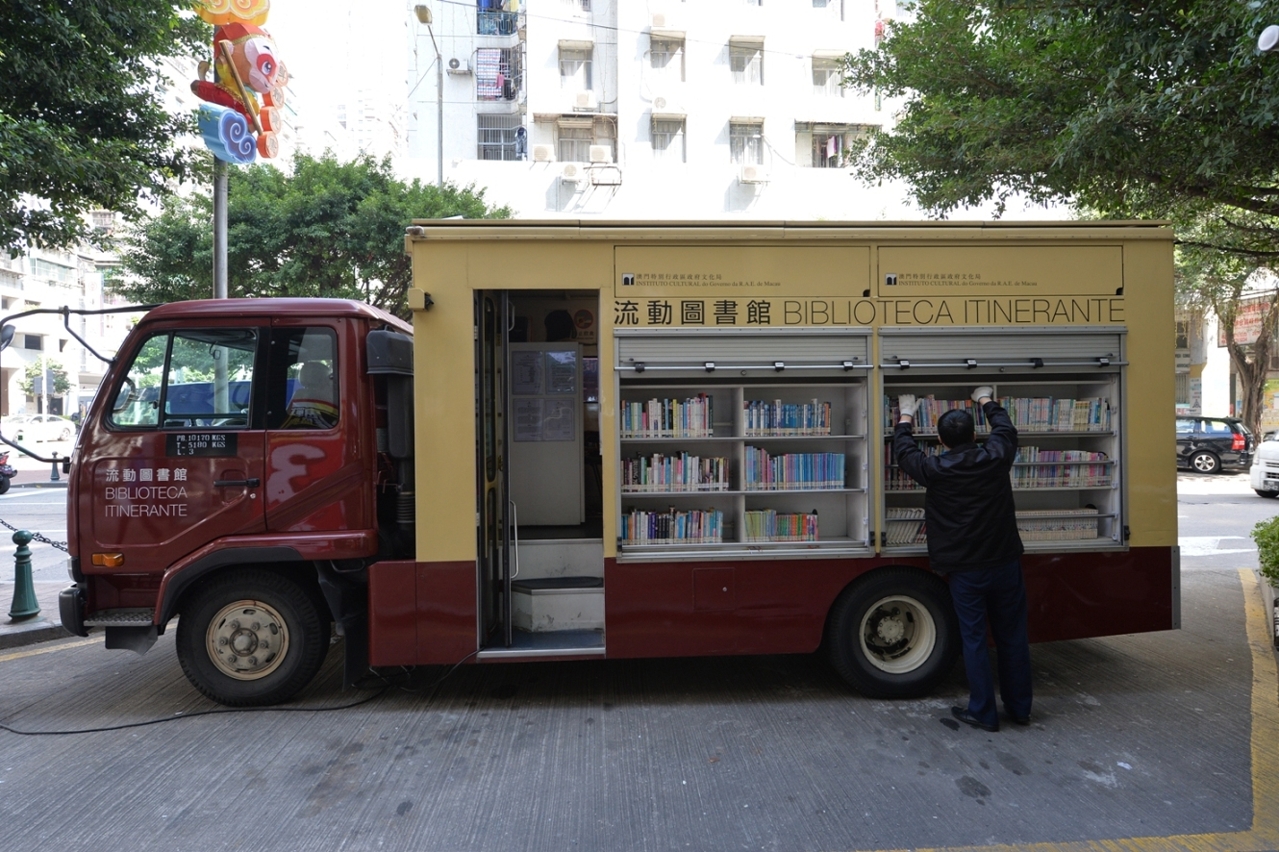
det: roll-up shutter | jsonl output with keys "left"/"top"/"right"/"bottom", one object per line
{"left": 616, "top": 328, "right": 871, "bottom": 378}
{"left": 878, "top": 326, "right": 1126, "bottom": 373}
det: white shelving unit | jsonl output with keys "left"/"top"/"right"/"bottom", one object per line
{"left": 617, "top": 381, "right": 871, "bottom": 557}
{"left": 885, "top": 323, "right": 1125, "bottom": 550}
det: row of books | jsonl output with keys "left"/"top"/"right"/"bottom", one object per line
{"left": 884, "top": 507, "right": 927, "bottom": 544}
{"left": 1011, "top": 448, "right": 1111, "bottom": 488}
{"left": 620, "top": 452, "right": 730, "bottom": 492}
{"left": 1016, "top": 508, "right": 1100, "bottom": 541}
{"left": 620, "top": 395, "right": 715, "bottom": 438}
{"left": 883, "top": 444, "right": 1113, "bottom": 490}
{"left": 743, "top": 400, "right": 833, "bottom": 436}
{"left": 744, "top": 509, "right": 820, "bottom": 542}
{"left": 1002, "top": 397, "right": 1112, "bottom": 432}
{"left": 619, "top": 508, "right": 724, "bottom": 544}
{"left": 883, "top": 395, "right": 1112, "bottom": 433}
{"left": 744, "top": 448, "right": 847, "bottom": 491}
{"left": 882, "top": 507, "right": 1100, "bottom": 546}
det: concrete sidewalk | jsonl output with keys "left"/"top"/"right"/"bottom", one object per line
{"left": 1, "top": 581, "right": 70, "bottom": 650}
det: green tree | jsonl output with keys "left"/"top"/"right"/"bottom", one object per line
{"left": 117, "top": 153, "right": 510, "bottom": 317}
{"left": 20, "top": 360, "right": 71, "bottom": 397}
{"left": 1176, "top": 229, "right": 1279, "bottom": 436}
{"left": 841, "top": 0, "right": 1279, "bottom": 257}
{"left": 0, "top": 1, "right": 207, "bottom": 255}
{"left": 844, "top": 0, "right": 1279, "bottom": 427}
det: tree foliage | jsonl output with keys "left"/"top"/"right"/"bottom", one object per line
{"left": 842, "top": 0, "right": 1279, "bottom": 256}
{"left": 1176, "top": 228, "right": 1278, "bottom": 435}
{"left": 0, "top": 1, "right": 207, "bottom": 255}
{"left": 116, "top": 153, "right": 511, "bottom": 317}
{"left": 20, "top": 360, "right": 71, "bottom": 397}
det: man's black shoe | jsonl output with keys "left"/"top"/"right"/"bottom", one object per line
{"left": 951, "top": 706, "right": 999, "bottom": 732}
{"left": 1007, "top": 713, "right": 1030, "bottom": 726}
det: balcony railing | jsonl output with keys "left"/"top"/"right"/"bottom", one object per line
{"left": 478, "top": 9, "right": 519, "bottom": 36}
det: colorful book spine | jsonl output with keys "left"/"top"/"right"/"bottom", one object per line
{"left": 743, "top": 399, "right": 832, "bottom": 436}
{"left": 619, "top": 507, "right": 724, "bottom": 544}
{"left": 744, "top": 509, "right": 819, "bottom": 542}
{"left": 744, "top": 447, "right": 846, "bottom": 490}
{"left": 620, "top": 395, "right": 714, "bottom": 438}
{"left": 620, "top": 452, "right": 730, "bottom": 492}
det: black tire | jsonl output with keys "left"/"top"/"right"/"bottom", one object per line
{"left": 57, "top": 427, "right": 71, "bottom": 441}
{"left": 176, "top": 570, "right": 328, "bottom": 706}
{"left": 1190, "top": 450, "right": 1220, "bottom": 474}
{"left": 0, "top": 476, "right": 9, "bottom": 495}
{"left": 826, "top": 567, "right": 960, "bottom": 699}
{"left": 1257, "top": 489, "right": 1279, "bottom": 499}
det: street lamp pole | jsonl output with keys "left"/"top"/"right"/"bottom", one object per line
{"left": 414, "top": 5, "right": 445, "bottom": 188}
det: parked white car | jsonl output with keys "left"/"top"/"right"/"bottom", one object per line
{"left": 1250, "top": 437, "right": 1279, "bottom": 498}
{"left": 1, "top": 413, "right": 75, "bottom": 443}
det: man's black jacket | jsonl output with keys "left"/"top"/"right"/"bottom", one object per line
{"left": 892, "top": 400, "right": 1024, "bottom": 573}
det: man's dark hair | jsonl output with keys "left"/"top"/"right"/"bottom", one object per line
{"left": 938, "top": 408, "right": 975, "bottom": 448}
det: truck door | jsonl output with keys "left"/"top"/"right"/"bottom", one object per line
{"left": 263, "top": 324, "right": 373, "bottom": 537}
{"left": 477, "top": 292, "right": 513, "bottom": 646}
{"left": 84, "top": 326, "right": 266, "bottom": 577}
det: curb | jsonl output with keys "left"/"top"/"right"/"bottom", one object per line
{"left": 0, "top": 618, "right": 71, "bottom": 651}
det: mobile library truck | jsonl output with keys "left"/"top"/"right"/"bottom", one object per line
{"left": 55, "top": 220, "right": 1177, "bottom": 705}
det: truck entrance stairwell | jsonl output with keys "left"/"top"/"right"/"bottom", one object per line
{"left": 50, "top": 221, "right": 1179, "bottom": 706}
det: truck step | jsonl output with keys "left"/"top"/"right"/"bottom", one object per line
{"left": 84, "top": 608, "right": 155, "bottom": 627}
{"left": 511, "top": 576, "right": 603, "bottom": 632}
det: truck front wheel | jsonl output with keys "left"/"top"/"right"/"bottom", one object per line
{"left": 176, "top": 570, "right": 328, "bottom": 706}
{"left": 826, "top": 568, "right": 959, "bottom": 699}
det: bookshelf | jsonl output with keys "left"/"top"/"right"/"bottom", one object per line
{"left": 881, "top": 375, "right": 1123, "bottom": 553}
{"left": 616, "top": 381, "right": 870, "bottom": 556}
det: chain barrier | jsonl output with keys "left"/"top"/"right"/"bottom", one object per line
{"left": 0, "top": 517, "right": 68, "bottom": 552}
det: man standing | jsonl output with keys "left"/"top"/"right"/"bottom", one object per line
{"left": 893, "top": 387, "right": 1032, "bottom": 732}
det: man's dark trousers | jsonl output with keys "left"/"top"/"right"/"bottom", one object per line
{"left": 948, "top": 557, "right": 1033, "bottom": 727}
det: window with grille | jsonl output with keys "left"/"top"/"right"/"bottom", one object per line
{"left": 477, "top": 115, "right": 522, "bottom": 161}
{"left": 730, "top": 122, "right": 764, "bottom": 165}
{"left": 652, "top": 119, "right": 686, "bottom": 162}
{"left": 477, "top": 48, "right": 521, "bottom": 102}
{"left": 812, "top": 57, "right": 844, "bottom": 96}
{"left": 558, "top": 125, "right": 593, "bottom": 162}
{"left": 800, "top": 124, "right": 871, "bottom": 168}
{"left": 650, "top": 37, "right": 685, "bottom": 82}
{"left": 560, "top": 48, "right": 592, "bottom": 90}
{"left": 730, "top": 44, "right": 763, "bottom": 85}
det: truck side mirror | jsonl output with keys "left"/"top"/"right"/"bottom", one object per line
{"left": 0, "top": 325, "right": 13, "bottom": 352}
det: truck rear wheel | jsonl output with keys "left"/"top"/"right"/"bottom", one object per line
{"left": 826, "top": 568, "right": 959, "bottom": 699}
{"left": 176, "top": 570, "right": 328, "bottom": 706}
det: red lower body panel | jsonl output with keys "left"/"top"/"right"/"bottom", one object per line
{"left": 368, "top": 559, "right": 476, "bottom": 666}
{"left": 366, "top": 548, "right": 1176, "bottom": 666}
{"left": 603, "top": 547, "right": 1177, "bottom": 660}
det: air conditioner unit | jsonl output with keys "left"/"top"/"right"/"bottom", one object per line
{"left": 573, "top": 91, "right": 597, "bottom": 110}
{"left": 532, "top": 145, "right": 555, "bottom": 163}
{"left": 739, "top": 164, "right": 769, "bottom": 184}
{"left": 652, "top": 13, "right": 668, "bottom": 29}
{"left": 446, "top": 58, "right": 472, "bottom": 75}
{"left": 589, "top": 145, "right": 611, "bottom": 164}
{"left": 652, "top": 95, "right": 684, "bottom": 116}
{"left": 561, "top": 163, "right": 582, "bottom": 182}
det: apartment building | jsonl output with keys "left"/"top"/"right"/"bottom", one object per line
{"left": 0, "top": 235, "right": 130, "bottom": 419}
{"left": 405, "top": 0, "right": 907, "bottom": 218}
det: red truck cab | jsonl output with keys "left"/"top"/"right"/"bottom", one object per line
{"left": 61, "top": 299, "right": 414, "bottom": 705}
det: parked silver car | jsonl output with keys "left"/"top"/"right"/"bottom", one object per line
{"left": 1, "top": 413, "right": 75, "bottom": 443}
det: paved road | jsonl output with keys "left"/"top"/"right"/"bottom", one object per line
{"left": 0, "top": 473, "right": 1277, "bottom": 851}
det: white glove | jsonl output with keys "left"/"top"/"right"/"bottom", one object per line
{"left": 897, "top": 394, "right": 918, "bottom": 419}
{"left": 971, "top": 386, "right": 994, "bottom": 404}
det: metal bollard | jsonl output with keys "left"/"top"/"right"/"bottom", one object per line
{"left": 8, "top": 530, "right": 39, "bottom": 620}
{"left": 50, "top": 451, "right": 60, "bottom": 482}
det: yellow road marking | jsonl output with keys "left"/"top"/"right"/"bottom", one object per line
{"left": 0, "top": 636, "right": 96, "bottom": 663}
{"left": 858, "top": 568, "right": 1279, "bottom": 852}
